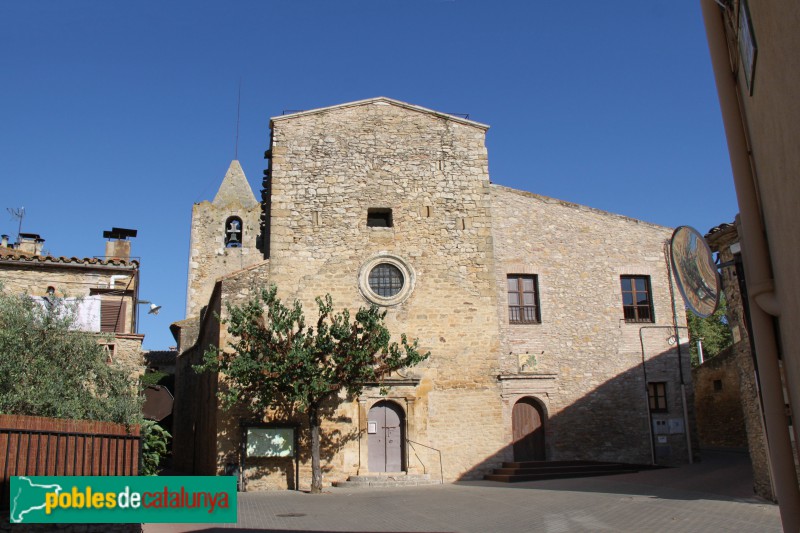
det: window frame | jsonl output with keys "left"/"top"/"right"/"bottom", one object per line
{"left": 621, "top": 275, "right": 654, "bottom": 323}
{"left": 367, "top": 208, "right": 393, "bottom": 228}
{"left": 507, "top": 274, "right": 541, "bottom": 325}
{"left": 648, "top": 382, "right": 668, "bottom": 412}
{"left": 358, "top": 253, "right": 415, "bottom": 307}
{"left": 367, "top": 263, "right": 404, "bottom": 298}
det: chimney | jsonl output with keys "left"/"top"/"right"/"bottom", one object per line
{"left": 106, "top": 239, "right": 131, "bottom": 260}
{"left": 34, "top": 238, "right": 45, "bottom": 255}
{"left": 17, "top": 233, "right": 41, "bottom": 255}
{"left": 1, "top": 235, "right": 8, "bottom": 248}
{"left": 103, "top": 227, "right": 137, "bottom": 261}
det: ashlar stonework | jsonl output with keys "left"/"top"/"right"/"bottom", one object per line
{"left": 172, "top": 97, "right": 695, "bottom": 491}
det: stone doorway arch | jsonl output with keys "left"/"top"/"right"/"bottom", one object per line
{"left": 512, "top": 397, "right": 546, "bottom": 461}
{"left": 368, "top": 400, "right": 405, "bottom": 472}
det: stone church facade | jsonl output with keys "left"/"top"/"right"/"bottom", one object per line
{"left": 172, "top": 97, "right": 694, "bottom": 489}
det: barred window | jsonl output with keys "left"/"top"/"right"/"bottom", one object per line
{"left": 368, "top": 263, "right": 404, "bottom": 297}
{"left": 507, "top": 275, "right": 540, "bottom": 324}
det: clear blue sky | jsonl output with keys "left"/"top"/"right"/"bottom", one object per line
{"left": 0, "top": 1, "right": 737, "bottom": 350}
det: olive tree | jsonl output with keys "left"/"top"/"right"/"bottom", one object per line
{"left": 0, "top": 285, "right": 141, "bottom": 424}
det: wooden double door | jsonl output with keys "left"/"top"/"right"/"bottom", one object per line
{"left": 512, "top": 397, "right": 546, "bottom": 461}
{"left": 368, "top": 401, "right": 405, "bottom": 472}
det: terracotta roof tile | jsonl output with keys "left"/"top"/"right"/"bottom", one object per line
{"left": 0, "top": 250, "right": 139, "bottom": 267}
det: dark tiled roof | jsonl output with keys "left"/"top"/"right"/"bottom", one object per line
{"left": 0, "top": 251, "right": 138, "bottom": 267}
{"left": 705, "top": 222, "right": 735, "bottom": 239}
{"left": 145, "top": 350, "right": 178, "bottom": 365}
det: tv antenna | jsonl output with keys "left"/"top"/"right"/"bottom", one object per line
{"left": 7, "top": 207, "right": 24, "bottom": 244}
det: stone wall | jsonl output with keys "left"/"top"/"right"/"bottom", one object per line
{"left": 179, "top": 98, "right": 699, "bottom": 489}
{"left": 109, "top": 334, "right": 145, "bottom": 381}
{"left": 0, "top": 258, "right": 138, "bottom": 334}
{"left": 692, "top": 346, "right": 748, "bottom": 448}
{"left": 706, "top": 224, "right": 774, "bottom": 500}
{"left": 490, "top": 186, "right": 694, "bottom": 466}
{"left": 0, "top": 257, "right": 144, "bottom": 380}
{"left": 171, "top": 284, "right": 222, "bottom": 475}
{"left": 265, "top": 99, "right": 505, "bottom": 483}
{"left": 185, "top": 161, "right": 262, "bottom": 318}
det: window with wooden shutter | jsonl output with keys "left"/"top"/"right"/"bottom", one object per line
{"left": 621, "top": 275, "right": 654, "bottom": 323}
{"left": 648, "top": 382, "right": 668, "bottom": 412}
{"left": 101, "top": 300, "right": 127, "bottom": 333}
{"left": 507, "top": 274, "right": 541, "bottom": 324}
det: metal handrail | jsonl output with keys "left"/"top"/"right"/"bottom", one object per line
{"left": 406, "top": 439, "right": 443, "bottom": 484}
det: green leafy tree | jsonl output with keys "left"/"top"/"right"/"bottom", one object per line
{"left": 0, "top": 284, "right": 142, "bottom": 424}
{"left": 197, "top": 285, "right": 429, "bottom": 493}
{"left": 687, "top": 294, "right": 734, "bottom": 366}
{"left": 140, "top": 420, "right": 172, "bottom": 475}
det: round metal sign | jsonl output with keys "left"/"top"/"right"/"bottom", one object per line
{"left": 670, "top": 226, "right": 720, "bottom": 318}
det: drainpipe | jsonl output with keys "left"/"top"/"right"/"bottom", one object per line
{"left": 664, "top": 242, "right": 694, "bottom": 465}
{"left": 700, "top": 1, "right": 800, "bottom": 529}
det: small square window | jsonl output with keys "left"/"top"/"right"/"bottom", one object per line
{"left": 367, "top": 208, "right": 393, "bottom": 228}
{"left": 507, "top": 274, "right": 540, "bottom": 324}
{"left": 621, "top": 275, "right": 654, "bottom": 323}
{"left": 713, "top": 379, "right": 723, "bottom": 392}
{"left": 100, "top": 343, "right": 116, "bottom": 363}
{"left": 648, "top": 382, "right": 667, "bottom": 412}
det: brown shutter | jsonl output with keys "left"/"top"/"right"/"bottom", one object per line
{"left": 101, "top": 300, "right": 127, "bottom": 333}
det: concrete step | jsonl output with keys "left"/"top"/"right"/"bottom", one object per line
{"left": 485, "top": 460, "right": 657, "bottom": 483}
{"left": 333, "top": 473, "right": 439, "bottom": 488}
{"left": 501, "top": 459, "right": 607, "bottom": 469}
{"left": 492, "top": 463, "right": 634, "bottom": 476}
{"left": 485, "top": 468, "right": 640, "bottom": 483}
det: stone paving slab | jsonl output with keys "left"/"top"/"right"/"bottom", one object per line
{"left": 143, "top": 451, "right": 780, "bottom": 533}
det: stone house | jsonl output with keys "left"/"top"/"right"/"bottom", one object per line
{"left": 690, "top": 222, "right": 775, "bottom": 500}
{"left": 171, "top": 97, "right": 694, "bottom": 489}
{"left": 0, "top": 229, "right": 145, "bottom": 375}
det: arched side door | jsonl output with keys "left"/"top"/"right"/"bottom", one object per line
{"left": 368, "top": 401, "right": 405, "bottom": 472}
{"left": 512, "top": 398, "right": 546, "bottom": 461}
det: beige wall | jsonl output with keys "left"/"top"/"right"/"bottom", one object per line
{"left": 0, "top": 256, "right": 144, "bottom": 381}
{"left": 264, "top": 99, "right": 505, "bottom": 484}
{"left": 0, "top": 259, "right": 138, "bottom": 334}
{"left": 185, "top": 161, "right": 262, "bottom": 318}
{"left": 729, "top": 0, "right": 800, "bottom": 441}
{"left": 175, "top": 98, "right": 696, "bottom": 489}
{"left": 491, "top": 186, "right": 692, "bottom": 465}
{"left": 702, "top": 0, "right": 800, "bottom": 507}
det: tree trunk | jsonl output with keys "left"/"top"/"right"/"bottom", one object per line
{"left": 309, "top": 404, "right": 322, "bottom": 493}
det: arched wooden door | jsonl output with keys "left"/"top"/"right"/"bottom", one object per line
{"left": 368, "top": 401, "right": 405, "bottom": 472}
{"left": 512, "top": 398, "right": 546, "bottom": 461}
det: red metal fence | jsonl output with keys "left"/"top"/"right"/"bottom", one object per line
{"left": 0, "top": 414, "right": 141, "bottom": 510}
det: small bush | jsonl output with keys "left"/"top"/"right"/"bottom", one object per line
{"left": 140, "top": 420, "right": 172, "bottom": 476}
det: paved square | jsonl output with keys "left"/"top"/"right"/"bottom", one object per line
{"left": 145, "top": 451, "right": 779, "bottom": 532}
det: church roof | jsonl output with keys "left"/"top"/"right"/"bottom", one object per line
{"left": 271, "top": 97, "right": 490, "bottom": 131}
{"left": 212, "top": 160, "right": 258, "bottom": 208}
